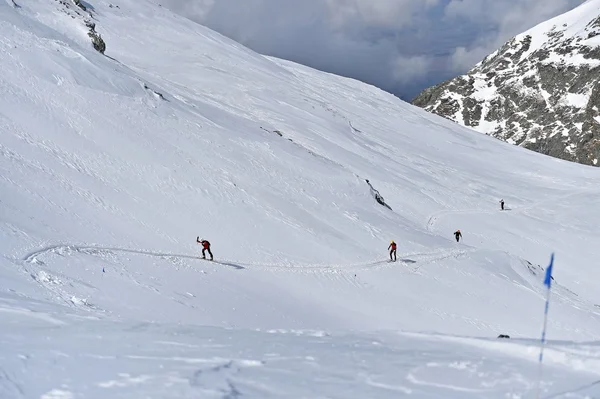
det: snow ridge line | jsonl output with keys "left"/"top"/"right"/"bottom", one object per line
{"left": 21, "top": 244, "right": 472, "bottom": 272}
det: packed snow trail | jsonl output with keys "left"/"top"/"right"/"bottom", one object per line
{"left": 23, "top": 244, "right": 246, "bottom": 270}
{"left": 20, "top": 243, "right": 471, "bottom": 272}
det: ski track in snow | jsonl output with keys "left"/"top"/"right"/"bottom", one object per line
{"left": 425, "top": 189, "right": 600, "bottom": 233}
{"left": 16, "top": 244, "right": 478, "bottom": 317}
{"left": 21, "top": 243, "right": 470, "bottom": 273}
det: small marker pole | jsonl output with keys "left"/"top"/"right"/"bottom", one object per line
{"left": 535, "top": 253, "right": 555, "bottom": 399}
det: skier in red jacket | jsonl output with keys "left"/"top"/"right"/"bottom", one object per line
{"left": 388, "top": 240, "right": 397, "bottom": 262}
{"left": 197, "top": 237, "right": 213, "bottom": 260}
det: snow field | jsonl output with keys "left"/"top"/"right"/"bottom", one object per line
{"left": 1, "top": 0, "right": 600, "bottom": 397}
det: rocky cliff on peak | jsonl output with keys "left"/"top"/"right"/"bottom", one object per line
{"left": 413, "top": 0, "right": 600, "bottom": 166}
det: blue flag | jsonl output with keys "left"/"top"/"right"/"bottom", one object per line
{"left": 543, "top": 253, "right": 554, "bottom": 288}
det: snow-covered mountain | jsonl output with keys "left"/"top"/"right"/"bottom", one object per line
{"left": 413, "top": 0, "right": 600, "bottom": 166}
{"left": 2, "top": 0, "right": 600, "bottom": 397}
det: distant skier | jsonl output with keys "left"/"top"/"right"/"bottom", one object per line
{"left": 388, "top": 240, "right": 397, "bottom": 262}
{"left": 453, "top": 230, "right": 462, "bottom": 243}
{"left": 500, "top": 199, "right": 505, "bottom": 211}
{"left": 196, "top": 237, "right": 213, "bottom": 260}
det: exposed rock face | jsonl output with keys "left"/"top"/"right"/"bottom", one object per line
{"left": 56, "top": 0, "right": 106, "bottom": 54}
{"left": 86, "top": 21, "right": 106, "bottom": 54}
{"left": 73, "top": 0, "right": 86, "bottom": 11}
{"left": 413, "top": 0, "right": 600, "bottom": 166}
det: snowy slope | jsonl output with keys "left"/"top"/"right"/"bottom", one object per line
{"left": 413, "top": 0, "right": 600, "bottom": 166}
{"left": 1, "top": 0, "right": 600, "bottom": 397}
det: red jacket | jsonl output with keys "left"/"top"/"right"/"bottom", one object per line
{"left": 197, "top": 238, "right": 210, "bottom": 249}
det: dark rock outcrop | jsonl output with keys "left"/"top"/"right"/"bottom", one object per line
{"left": 85, "top": 20, "right": 106, "bottom": 54}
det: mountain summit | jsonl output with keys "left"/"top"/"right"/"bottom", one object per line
{"left": 413, "top": 0, "right": 600, "bottom": 166}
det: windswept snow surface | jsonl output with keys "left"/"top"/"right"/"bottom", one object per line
{"left": 1, "top": 0, "right": 600, "bottom": 397}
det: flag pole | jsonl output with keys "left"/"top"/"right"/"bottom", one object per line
{"left": 535, "top": 253, "right": 555, "bottom": 399}
{"left": 535, "top": 281, "right": 552, "bottom": 398}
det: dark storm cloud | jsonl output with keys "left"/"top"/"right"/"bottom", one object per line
{"left": 160, "top": 0, "right": 585, "bottom": 99}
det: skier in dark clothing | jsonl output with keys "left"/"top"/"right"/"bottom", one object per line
{"left": 388, "top": 240, "right": 397, "bottom": 261}
{"left": 454, "top": 230, "right": 462, "bottom": 243}
{"left": 500, "top": 199, "right": 505, "bottom": 210}
{"left": 197, "top": 237, "right": 213, "bottom": 260}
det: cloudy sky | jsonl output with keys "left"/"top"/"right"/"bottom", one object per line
{"left": 161, "top": 0, "right": 585, "bottom": 100}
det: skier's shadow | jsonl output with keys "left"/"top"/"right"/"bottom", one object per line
{"left": 400, "top": 259, "right": 417, "bottom": 264}
{"left": 210, "top": 260, "right": 245, "bottom": 270}
{"left": 154, "top": 253, "right": 244, "bottom": 270}
{"left": 163, "top": 255, "right": 245, "bottom": 270}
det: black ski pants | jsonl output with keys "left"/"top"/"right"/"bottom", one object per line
{"left": 202, "top": 248, "right": 213, "bottom": 259}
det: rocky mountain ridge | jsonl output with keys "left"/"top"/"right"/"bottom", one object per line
{"left": 413, "top": 0, "right": 600, "bottom": 166}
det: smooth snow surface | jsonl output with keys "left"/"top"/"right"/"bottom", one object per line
{"left": 1, "top": 0, "right": 600, "bottom": 397}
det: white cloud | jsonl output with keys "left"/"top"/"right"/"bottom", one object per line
{"left": 449, "top": 46, "right": 489, "bottom": 72}
{"left": 392, "top": 55, "right": 434, "bottom": 84}
{"left": 160, "top": 0, "right": 586, "bottom": 99}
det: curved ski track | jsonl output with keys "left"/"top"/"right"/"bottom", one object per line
{"left": 22, "top": 244, "right": 472, "bottom": 273}
{"left": 16, "top": 244, "right": 473, "bottom": 313}
{"left": 19, "top": 244, "right": 598, "bottom": 320}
